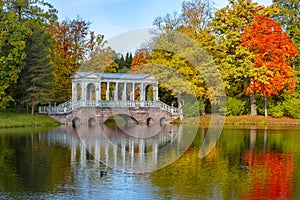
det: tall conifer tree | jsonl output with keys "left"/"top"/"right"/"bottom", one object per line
{"left": 23, "top": 25, "right": 53, "bottom": 115}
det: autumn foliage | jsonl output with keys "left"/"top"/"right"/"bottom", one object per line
{"left": 241, "top": 15, "right": 298, "bottom": 97}
{"left": 49, "top": 19, "right": 89, "bottom": 102}
{"left": 241, "top": 151, "right": 294, "bottom": 199}
{"left": 130, "top": 49, "right": 150, "bottom": 74}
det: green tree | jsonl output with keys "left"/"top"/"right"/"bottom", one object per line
{"left": 210, "top": 0, "right": 278, "bottom": 116}
{"left": 0, "top": 10, "right": 27, "bottom": 109}
{"left": 150, "top": 0, "right": 219, "bottom": 118}
{"left": 1, "top": 0, "right": 57, "bottom": 110}
{"left": 23, "top": 25, "right": 53, "bottom": 115}
{"left": 273, "top": 0, "right": 300, "bottom": 71}
{"left": 114, "top": 52, "right": 133, "bottom": 73}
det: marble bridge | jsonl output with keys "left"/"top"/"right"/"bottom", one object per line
{"left": 39, "top": 72, "right": 179, "bottom": 125}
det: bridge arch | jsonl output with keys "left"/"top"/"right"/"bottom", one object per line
{"left": 147, "top": 117, "right": 154, "bottom": 126}
{"left": 160, "top": 117, "right": 166, "bottom": 126}
{"left": 104, "top": 114, "right": 138, "bottom": 125}
{"left": 88, "top": 117, "right": 96, "bottom": 127}
{"left": 72, "top": 117, "right": 80, "bottom": 128}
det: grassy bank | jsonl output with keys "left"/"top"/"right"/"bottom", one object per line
{"left": 0, "top": 112, "right": 61, "bottom": 128}
{"left": 177, "top": 115, "right": 300, "bottom": 128}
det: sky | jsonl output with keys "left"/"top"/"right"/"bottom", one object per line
{"left": 47, "top": 0, "right": 273, "bottom": 53}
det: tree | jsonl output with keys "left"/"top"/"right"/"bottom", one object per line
{"left": 1, "top": 0, "right": 57, "bottom": 111}
{"left": 130, "top": 49, "right": 150, "bottom": 74}
{"left": 23, "top": 25, "right": 53, "bottom": 115}
{"left": 149, "top": 0, "right": 220, "bottom": 118}
{"left": 210, "top": 0, "right": 278, "bottom": 116}
{"left": 49, "top": 17, "right": 90, "bottom": 103}
{"left": 0, "top": 10, "right": 27, "bottom": 109}
{"left": 80, "top": 33, "right": 119, "bottom": 73}
{"left": 273, "top": 0, "right": 300, "bottom": 70}
{"left": 241, "top": 15, "right": 298, "bottom": 117}
{"left": 114, "top": 52, "right": 133, "bottom": 73}
{"left": 180, "top": 0, "right": 216, "bottom": 49}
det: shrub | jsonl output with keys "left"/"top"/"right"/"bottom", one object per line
{"left": 269, "top": 103, "right": 284, "bottom": 118}
{"left": 283, "top": 98, "right": 300, "bottom": 118}
{"left": 182, "top": 98, "right": 204, "bottom": 117}
{"left": 224, "top": 97, "right": 246, "bottom": 116}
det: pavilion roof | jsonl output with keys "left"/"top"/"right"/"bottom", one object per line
{"left": 72, "top": 72, "right": 153, "bottom": 80}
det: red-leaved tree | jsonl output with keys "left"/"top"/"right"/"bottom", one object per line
{"left": 241, "top": 15, "right": 298, "bottom": 117}
{"left": 130, "top": 48, "right": 150, "bottom": 74}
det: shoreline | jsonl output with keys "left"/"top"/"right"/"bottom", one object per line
{"left": 180, "top": 115, "right": 300, "bottom": 128}
{"left": 1, "top": 112, "right": 300, "bottom": 129}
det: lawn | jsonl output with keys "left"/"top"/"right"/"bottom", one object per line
{"left": 0, "top": 111, "right": 61, "bottom": 128}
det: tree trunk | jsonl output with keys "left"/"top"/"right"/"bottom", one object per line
{"left": 15, "top": 100, "right": 21, "bottom": 113}
{"left": 177, "top": 95, "right": 184, "bottom": 120}
{"left": 31, "top": 96, "right": 35, "bottom": 116}
{"left": 201, "top": 106, "right": 205, "bottom": 116}
{"left": 250, "top": 94, "right": 257, "bottom": 116}
{"left": 264, "top": 96, "right": 268, "bottom": 117}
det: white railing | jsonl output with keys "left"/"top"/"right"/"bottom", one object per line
{"left": 39, "top": 100, "right": 178, "bottom": 115}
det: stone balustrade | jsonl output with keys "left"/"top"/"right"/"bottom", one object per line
{"left": 39, "top": 100, "right": 178, "bottom": 116}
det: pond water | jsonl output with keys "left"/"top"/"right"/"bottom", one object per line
{"left": 0, "top": 123, "right": 300, "bottom": 199}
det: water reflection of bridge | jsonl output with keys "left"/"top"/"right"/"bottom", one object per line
{"left": 44, "top": 124, "right": 189, "bottom": 173}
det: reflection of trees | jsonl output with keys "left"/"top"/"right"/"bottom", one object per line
{"left": 150, "top": 128, "right": 299, "bottom": 199}
{"left": 1, "top": 126, "right": 300, "bottom": 198}
{"left": 0, "top": 128, "right": 75, "bottom": 194}
{"left": 241, "top": 151, "right": 294, "bottom": 199}
{"left": 150, "top": 127, "right": 249, "bottom": 199}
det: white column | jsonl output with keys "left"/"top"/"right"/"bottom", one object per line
{"left": 90, "top": 84, "right": 94, "bottom": 100}
{"left": 154, "top": 83, "right": 159, "bottom": 101}
{"left": 72, "top": 82, "right": 76, "bottom": 101}
{"left": 96, "top": 83, "right": 100, "bottom": 105}
{"left": 106, "top": 82, "right": 110, "bottom": 101}
{"left": 131, "top": 83, "right": 135, "bottom": 101}
{"left": 114, "top": 82, "right": 119, "bottom": 101}
{"left": 122, "top": 82, "right": 127, "bottom": 101}
{"left": 81, "top": 83, "right": 85, "bottom": 100}
{"left": 81, "top": 82, "right": 87, "bottom": 106}
{"left": 140, "top": 84, "right": 145, "bottom": 101}
{"left": 99, "top": 82, "right": 102, "bottom": 100}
